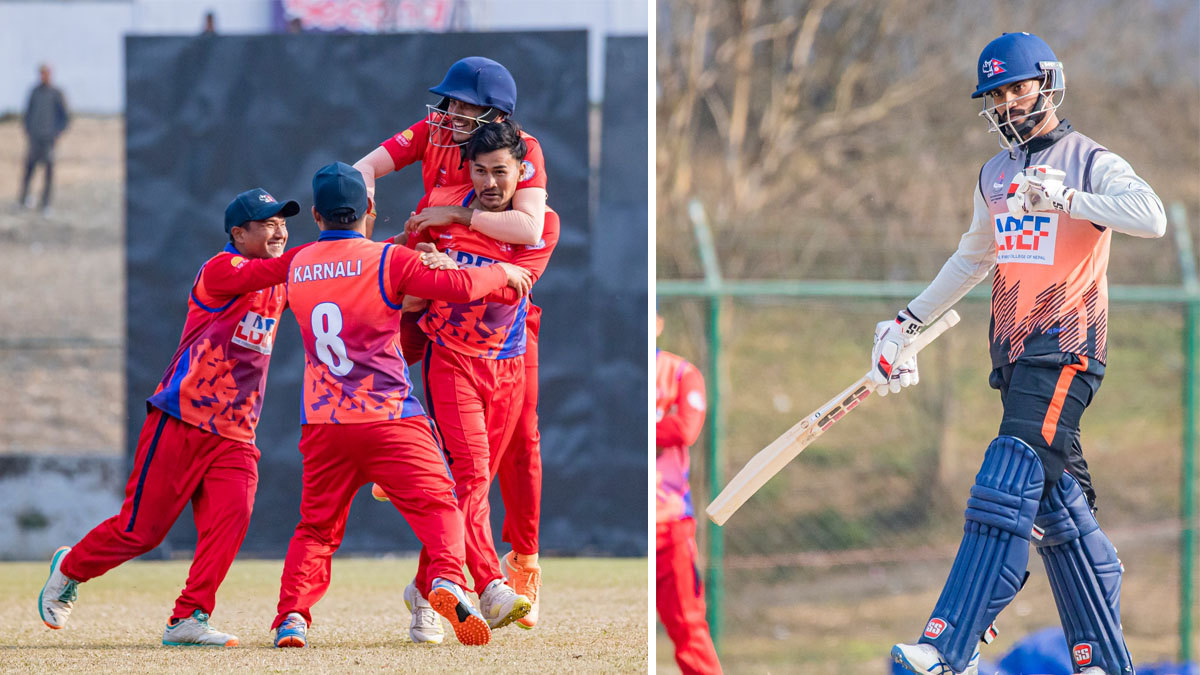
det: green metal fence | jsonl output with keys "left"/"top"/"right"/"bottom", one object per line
{"left": 657, "top": 201, "right": 1198, "bottom": 666}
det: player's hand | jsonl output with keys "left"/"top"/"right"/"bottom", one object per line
{"left": 1007, "top": 165, "right": 1072, "bottom": 214}
{"left": 416, "top": 242, "right": 459, "bottom": 270}
{"left": 869, "top": 309, "right": 923, "bottom": 396}
{"left": 497, "top": 262, "right": 532, "bottom": 296}
{"left": 365, "top": 197, "right": 377, "bottom": 232}
{"left": 401, "top": 294, "right": 429, "bottom": 313}
{"left": 404, "top": 206, "right": 466, "bottom": 236}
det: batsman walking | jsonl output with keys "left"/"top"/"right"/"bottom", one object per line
{"left": 876, "top": 33, "right": 1165, "bottom": 675}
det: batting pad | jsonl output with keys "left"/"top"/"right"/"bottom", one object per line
{"left": 919, "top": 436, "right": 1044, "bottom": 673}
{"left": 1034, "top": 473, "right": 1134, "bottom": 674}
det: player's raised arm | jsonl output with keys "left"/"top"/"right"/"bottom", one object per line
{"left": 656, "top": 355, "right": 706, "bottom": 450}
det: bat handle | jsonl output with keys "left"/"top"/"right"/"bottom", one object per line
{"left": 895, "top": 309, "right": 960, "bottom": 364}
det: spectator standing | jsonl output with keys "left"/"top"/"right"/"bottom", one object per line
{"left": 19, "top": 64, "right": 69, "bottom": 214}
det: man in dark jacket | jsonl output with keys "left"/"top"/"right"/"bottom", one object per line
{"left": 20, "top": 64, "right": 69, "bottom": 213}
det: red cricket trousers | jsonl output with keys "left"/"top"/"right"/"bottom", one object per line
{"left": 415, "top": 342, "right": 525, "bottom": 596}
{"left": 657, "top": 518, "right": 723, "bottom": 675}
{"left": 273, "top": 417, "right": 467, "bottom": 628}
{"left": 497, "top": 305, "right": 542, "bottom": 556}
{"left": 61, "top": 408, "right": 259, "bottom": 621}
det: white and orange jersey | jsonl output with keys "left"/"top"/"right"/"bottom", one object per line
{"left": 907, "top": 121, "right": 1164, "bottom": 369}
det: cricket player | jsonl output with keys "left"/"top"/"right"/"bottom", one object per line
{"left": 38, "top": 188, "right": 305, "bottom": 646}
{"left": 656, "top": 313, "right": 722, "bottom": 675}
{"left": 271, "top": 162, "right": 532, "bottom": 648}
{"left": 393, "top": 120, "right": 559, "bottom": 641}
{"left": 354, "top": 56, "right": 551, "bottom": 630}
{"left": 873, "top": 33, "right": 1165, "bottom": 675}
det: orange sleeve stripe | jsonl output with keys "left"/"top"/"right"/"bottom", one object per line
{"left": 1041, "top": 355, "right": 1088, "bottom": 446}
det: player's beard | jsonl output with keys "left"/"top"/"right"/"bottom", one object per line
{"left": 1001, "top": 94, "right": 1049, "bottom": 143}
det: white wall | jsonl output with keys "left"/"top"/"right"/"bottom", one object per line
{"left": 0, "top": 0, "right": 647, "bottom": 115}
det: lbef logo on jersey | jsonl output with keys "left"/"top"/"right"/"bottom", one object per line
{"left": 396, "top": 129, "right": 413, "bottom": 147}
{"left": 995, "top": 212, "right": 1057, "bottom": 265}
{"left": 982, "top": 58, "right": 1006, "bottom": 78}
{"left": 232, "top": 310, "right": 276, "bottom": 355}
{"left": 923, "top": 618, "right": 946, "bottom": 639}
{"left": 451, "top": 249, "right": 498, "bottom": 268}
{"left": 1073, "top": 643, "right": 1092, "bottom": 666}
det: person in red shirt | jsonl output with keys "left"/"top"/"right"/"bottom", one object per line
{"left": 270, "top": 162, "right": 532, "bottom": 649}
{"left": 656, "top": 313, "right": 723, "bottom": 675}
{"left": 386, "top": 121, "right": 559, "bottom": 640}
{"left": 38, "top": 188, "right": 305, "bottom": 647}
{"left": 354, "top": 57, "right": 552, "bottom": 630}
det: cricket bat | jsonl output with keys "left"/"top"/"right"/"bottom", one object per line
{"left": 705, "top": 309, "right": 960, "bottom": 526}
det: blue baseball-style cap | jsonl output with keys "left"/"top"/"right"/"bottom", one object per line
{"left": 224, "top": 188, "right": 299, "bottom": 233}
{"left": 312, "top": 161, "right": 369, "bottom": 224}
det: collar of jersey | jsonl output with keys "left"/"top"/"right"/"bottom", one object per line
{"left": 223, "top": 243, "right": 240, "bottom": 255}
{"left": 317, "top": 230, "right": 365, "bottom": 241}
{"left": 1024, "top": 118, "right": 1073, "bottom": 155}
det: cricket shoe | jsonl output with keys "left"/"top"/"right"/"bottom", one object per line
{"left": 39, "top": 546, "right": 79, "bottom": 629}
{"left": 891, "top": 642, "right": 979, "bottom": 675}
{"left": 428, "top": 578, "right": 490, "bottom": 646}
{"left": 479, "top": 578, "right": 531, "bottom": 630}
{"left": 274, "top": 612, "right": 307, "bottom": 648}
{"left": 501, "top": 551, "right": 541, "bottom": 629}
{"left": 403, "top": 581, "right": 445, "bottom": 644}
{"left": 162, "top": 610, "right": 238, "bottom": 647}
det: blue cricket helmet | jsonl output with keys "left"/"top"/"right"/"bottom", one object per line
{"left": 972, "top": 32, "right": 1059, "bottom": 99}
{"left": 430, "top": 57, "right": 517, "bottom": 115}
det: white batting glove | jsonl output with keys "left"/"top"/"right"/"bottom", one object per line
{"left": 1007, "top": 165, "right": 1072, "bottom": 214}
{"left": 870, "top": 309, "right": 923, "bottom": 396}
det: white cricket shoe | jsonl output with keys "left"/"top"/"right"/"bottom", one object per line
{"left": 478, "top": 579, "right": 531, "bottom": 630}
{"left": 404, "top": 581, "right": 445, "bottom": 644}
{"left": 427, "top": 577, "right": 490, "bottom": 646}
{"left": 39, "top": 546, "right": 79, "bottom": 629}
{"left": 162, "top": 610, "right": 239, "bottom": 646}
{"left": 891, "top": 642, "right": 979, "bottom": 674}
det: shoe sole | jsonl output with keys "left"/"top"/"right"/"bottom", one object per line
{"left": 487, "top": 596, "right": 532, "bottom": 631}
{"left": 163, "top": 638, "right": 239, "bottom": 647}
{"left": 274, "top": 635, "right": 305, "bottom": 648}
{"left": 39, "top": 546, "right": 72, "bottom": 630}
{"left": 890, "top": 645, "right": 922, "bottom": 674}
{"left": 429, "top": 587, "right": 491, "bottom": 646}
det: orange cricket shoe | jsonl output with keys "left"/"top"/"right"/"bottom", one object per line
{"left": 501, "top": 551, "right": 541, "bottom": 629}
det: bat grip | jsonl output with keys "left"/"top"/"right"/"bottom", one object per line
{"left": 895, "top": 309, "right": 960, "bottom": 364}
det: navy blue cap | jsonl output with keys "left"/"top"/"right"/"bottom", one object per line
{"left": 312, "top": 162, "right": 369, "bottom": 224}
{"left": 224, "top": 188, "right": 299, "bottom": 233}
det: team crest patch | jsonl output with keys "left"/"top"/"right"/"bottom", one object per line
{"left": 258, "top": 193, "right": 275, "bottom": 203}
{"left": 229, "top": 256, "right": 246, "bottom": 267}
{"left": 923, "top": 618, "right": 946, "bottom": 639}
{"left": 397, "top": 129, "right": 414, "bottom": 147}
{"left": 982, "top": 58, "right": 1006, "bottom": 78}
{"left": 994, "top": 212, "right": 1057, "bottom": 265}
{"left": 520, "top": 160, "right": 536, "bottom": 182}
{"left": 1073, "top": 643, "right": 1093, "bottom": 666}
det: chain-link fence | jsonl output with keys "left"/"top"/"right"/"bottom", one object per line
{"left": 656, "top": 288, "right": 1197, "bottom": 673}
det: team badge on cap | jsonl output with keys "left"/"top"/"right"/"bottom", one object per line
{"left": 982, "top": 58, "right": 1006, "bottom": 78}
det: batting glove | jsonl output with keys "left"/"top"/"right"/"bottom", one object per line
{"left": 1007, "top": 165, "right": 1072, "bottom": 214}
{"left": 870, "top": 309, "right": 923, "bottom": 396}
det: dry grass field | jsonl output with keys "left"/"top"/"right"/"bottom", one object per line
{"left": 1, "top": 556, "right": 647, "bottom": 673}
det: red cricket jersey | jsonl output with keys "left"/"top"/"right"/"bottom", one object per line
{"left": 409, "top": 184, "right": 560, "bottom": 359}
{"left": 656, "top": 349, "right": 707, "bottom": 523}
{"left": 286, "top": 230, "right": 509, "bottom": 424}
{"left": 380, "top": 117, "right": 548, "bottom": 193}
{"left": 147, "top": 243, "right": 304, "bottom": 443}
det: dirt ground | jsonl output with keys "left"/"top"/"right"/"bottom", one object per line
{"left": 0, "top": 116, "right": 124, "bottom": 455}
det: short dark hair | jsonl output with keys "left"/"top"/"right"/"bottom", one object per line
{"left": 463, "top": 120, "right": 527, "bottom": 163}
